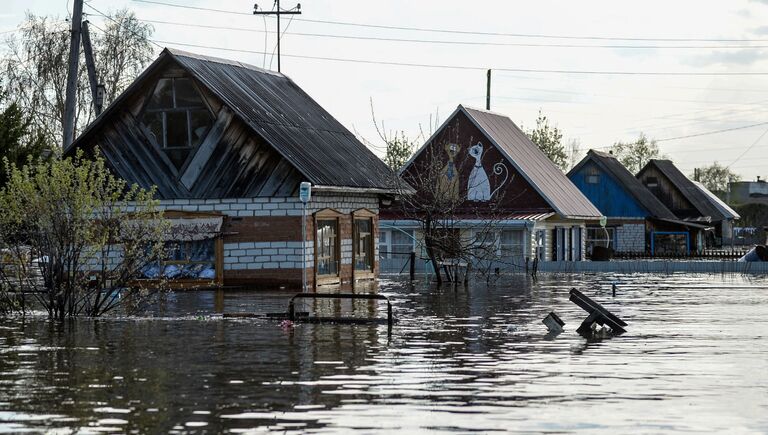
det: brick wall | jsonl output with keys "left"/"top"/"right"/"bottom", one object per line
{"left": 615, "top": 223, "right": 645, "bottom": 252}
{"left": 149, "top": 193, "right": 380, "bottom": 288}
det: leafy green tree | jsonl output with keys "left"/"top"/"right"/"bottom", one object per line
{"left": 692, "top": 162, "right": 741, "bottom": 195}
{"left": 525, "top": 110, "right": 568, "bottom": 171}
{"left": 0, "top": 95, "right": 49, "bottom": 185}
{"left": 384, "top": 131, "right": 416, "bottom": 171}
{"left": 0, "top": 154, "right": 168, "bottom": 319}
{"left": 610, "top": 133, "right": 662, "bottom": 174}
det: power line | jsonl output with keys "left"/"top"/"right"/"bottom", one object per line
{"left": 150, "top": 39, "right": 768, "bottom": 76}
{"left": 728, "top": 127, "right": 768, "bottom": 168}
{"left": 84, "top": 3, "right": 163, "bottom": 48}
{"left": 130, "top": 0, "right": 768, "bottom": 44}
{"left": 120, "top": 16, "right": 768, "bottom": 50}
{"left": 656, "top": 121, "right": 768, "bottom": 142}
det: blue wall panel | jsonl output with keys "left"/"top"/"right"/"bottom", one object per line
{"left": 569, "top": 162, "right": 649, "bottom": 218}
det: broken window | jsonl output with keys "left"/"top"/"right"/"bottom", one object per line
{"left": 141, "top": 77, "right": 214, "bottom": 171}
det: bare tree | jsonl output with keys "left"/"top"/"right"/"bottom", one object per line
{"left": 2, "top": 10, "right": 154, "bottom": 150}
{"left": 395, "top": 123, "right": 525, "bottom": 285}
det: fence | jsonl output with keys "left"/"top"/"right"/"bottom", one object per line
{"left": 611, "top": 248, "right": 750, "bottom": 261}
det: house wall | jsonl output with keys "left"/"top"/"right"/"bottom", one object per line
{"left": 569, "top": 161, "right": 649, "bottom": 217}
{"left": 146, "top": 192, "right": 380, "bottom": 289}
{"left": 638, "top": 166, "right": 698, "bottom": 219}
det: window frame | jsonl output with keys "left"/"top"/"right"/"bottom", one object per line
{"left": 352, "top": 209, "right": 376, "bottom": 278}
{"left": 139, "top": 76, "right": 215, "bottom": 175}
{"left": 314, "top": 209, "right": 343, "bottom": 286}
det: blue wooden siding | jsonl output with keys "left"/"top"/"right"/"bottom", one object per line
{"left": 569, "top": 162, "right": 649, "bottom": 217}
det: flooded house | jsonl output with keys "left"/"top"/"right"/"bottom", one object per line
{"left": 568, "top": 150, "right": 712, "bottom": 256}
{"left": 64, "top": 48, "right": 397, "bottom": 289}
{"left": 637, "top": 159, "right": 740, "bottom": 250}
{"left": 380, "top": 105, "right": 602, "bottom": 268}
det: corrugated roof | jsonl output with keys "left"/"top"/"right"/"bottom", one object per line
{"left": 67, "top": 48, "right": 396, "bottom": 191}
{"left": 568, "top": 150, "right": 677, "bottom": 219}
{"left": 693, "top": 181, "right": 740, "bottom": 220}
{"left": 459, "top": 106, "right": 602, "bottom": 219}
{"left": 640, "top": 159, "right": 730, "bottom": 221}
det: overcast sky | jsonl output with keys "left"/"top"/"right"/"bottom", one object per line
{"left": 4, "top": 0, "right": 768, "bottom": 180}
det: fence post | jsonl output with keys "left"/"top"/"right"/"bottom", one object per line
{"left": 409, "top": 252, "right": 415, "bottom": 280}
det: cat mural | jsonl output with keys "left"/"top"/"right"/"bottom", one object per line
{"left": 439, "top": 142, "right": 461, "bottom": 200}
{"left": 467, "top": 142, "right": 509, "bottom": 202}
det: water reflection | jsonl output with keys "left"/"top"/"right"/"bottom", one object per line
{"left": 1, "top": 274, "right": 767, "bottom": 432}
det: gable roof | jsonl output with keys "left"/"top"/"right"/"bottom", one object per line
{"left": 692, "top": 181, "right": 740, "bottom": 220}
{"left": 67, "top": 48, "right": 396, "bottom": 192}
{"left": 404, "top": 105, "right": 601, "bottom": 219}
{"left": 638, "top": 159, "right": 732, "bottom": 221}
{"left": 568, "top": 150, "right": 677, "bottom": 219}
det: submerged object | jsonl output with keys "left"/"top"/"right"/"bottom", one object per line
{"left": 738, "top": 245, "right": 768, "bottom": 262}
{"left": 591, "top": 246, "right": 613, "bottom": 262}
{"left": 542, "top": 312, "right": 565, "bottom": 334}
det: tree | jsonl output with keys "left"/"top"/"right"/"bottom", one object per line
{"left": 0, "top": 154, "right": 168, "bottom": 319}
{"left": 383, "top": 131, "right": 416, "bottom": 172}
{"left": 525, "top": 110, "right": 568, "bottom": 171}
{"left": 0, "top": 93, "right": 49, "bottom": 185}
{"left": 1, "top": 10, "right": 154, "bottom": 150}
{"left": 692, "top": 162, "right": 741, "bottom": 195}
{"left": 610, "top": 133, "right": 662, "bottom": 174}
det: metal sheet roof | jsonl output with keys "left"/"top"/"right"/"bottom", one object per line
{"left": 569, "top": 150, "right": 677, "bottom": 219}
{"left": 460, "top": 106, "right": 602, "bottom": 219}
{"left": 693, "top": 181, "right": 740, "bottom": 220}
{"left": 67, "top": 48, "right": 396, "bottom": 192}
{"left": 640, "top": 159, "right": 730, "bottom": 221}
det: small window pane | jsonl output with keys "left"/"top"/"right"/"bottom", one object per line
{"left": 174, "top": 78, "right": 205, "bottom": 108}
{"left": 166, "top": 111, "right": 189, "bottom": 149}
{"left": 317, "top": 220, "right": 338, "bottom": 276}
{"left": 189, "top": 109, "right": 213, "bottom": 147}
{"left": 147, "top": 78, "right": 173, "bottom": 110}
{"left": 354, "top": 218, "right": 373, "bottom": 271}
{"left": 142, "top": 111, "right": 164, "bottom": 147}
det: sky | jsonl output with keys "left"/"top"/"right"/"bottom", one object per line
{"left": 3, "top": 0, "right": 768, "bottom": 181}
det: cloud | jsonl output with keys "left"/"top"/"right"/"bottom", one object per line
{"left": 686, "top": 49, "right": 768, "bottom": 67}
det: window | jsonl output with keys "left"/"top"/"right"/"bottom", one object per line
{"left": 354, "top": 218, "right": 374, "bottom": 271}
{"left": 316, "top": 219, "right": 339, "bottom": 276}
{"left": 389, "top": 229, "right": 415, "bottom": 260}
{"left": 645, "top": 177, "right": 659, "bottom": 188}
{"left": 142, "top": 239, "right": 216, "bottom": 280}
{"left": 500, "top": 230, "right": 524, "bottom": 258}
{"left": 586, "top": 227, "right": 615, "bottom": 257}
{"left": 141, "top": 77, "right": 214, "bottom": 171}
{"left": 586, "top": 174, "right": 600, "bottom": 184}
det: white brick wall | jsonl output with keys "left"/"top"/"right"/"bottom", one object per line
{"left": 124, "top": 193, "right": 381, "bottom": 272}
{"left": 616, "top": 223, "right": 645, "bottom": 252}
{"left": 153, "top": 193, "right": 379, "bottom": 218}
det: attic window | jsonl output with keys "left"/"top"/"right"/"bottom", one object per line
{"left": 646, "top": 177, "right": 659, "bottom": 188}
{"left": 586, "top": 174, "right": 600, "bottom": 184}
{"left": 141, "top": 77, "right": 214, "bottom": 171}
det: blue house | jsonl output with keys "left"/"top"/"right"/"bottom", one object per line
{"left": 568, "top": 150, "right": 707, "bottom": 255}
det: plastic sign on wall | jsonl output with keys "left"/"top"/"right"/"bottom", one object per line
{"left": 299, "top": 182, "right": 311, "bottom": 203}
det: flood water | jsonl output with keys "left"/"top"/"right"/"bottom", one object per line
{"left": 1, "top": 273, "right": 767, "bottom": 433}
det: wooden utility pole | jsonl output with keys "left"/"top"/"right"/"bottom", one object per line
{"left": 253, "top": 1, "right": 301, "bottom": 73}
{"left": 81, "top": 21, "right": 104, "bottom": 116}
{"left": 486, "top": 69, "right": 491, "bottom": 110}
{"left": 63, "top": 0, "right": 83, "bottom": 148}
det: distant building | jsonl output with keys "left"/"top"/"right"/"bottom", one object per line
{"left": 65, "top": 48, "right": 398, "bottom": 289}
{"left": 728, "top": 178, "right": 768, "bottom": 206}
{"left": 637, "top": 159, "right": 739, "bottom": 248}
{"left": 381, "top": 105, "right": 602, "bottom": 266}
{"left": 568, "top": 150, "right": 707, "bottom": 256}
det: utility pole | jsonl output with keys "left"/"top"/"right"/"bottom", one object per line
{"left": 486, "top": 69, "right": 491, "bottom": 110}
{"left": 253, "top": 1, "right": 302, "bottom": 73}
{"left": 63, "top": 0, "right": 83, "bottom": 148}
{"left": 81, "top": 21, "right": 105, "bottom": 116}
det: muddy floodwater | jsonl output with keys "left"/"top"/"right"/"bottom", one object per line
{"left": 1, "top": 274, "right": 767, "bottom": 433}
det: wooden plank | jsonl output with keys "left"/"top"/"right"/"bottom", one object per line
{"left": 569, "top": 288, "right": 627, "bottom": 334}
{"left": 180, "top": 106, "right": 234, "bottom": 190}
